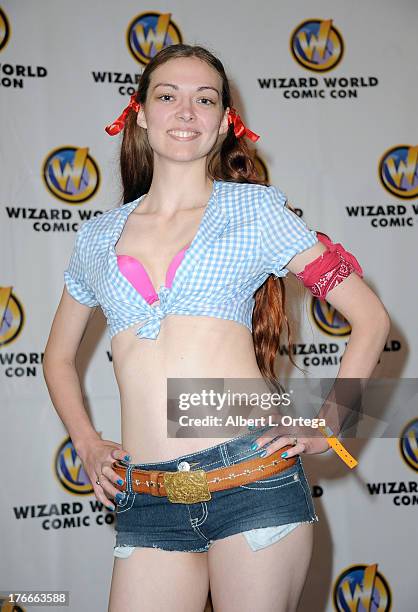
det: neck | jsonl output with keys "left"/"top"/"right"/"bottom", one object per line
{"left": 145, "top": 160, "right": 214, "bottom": 214}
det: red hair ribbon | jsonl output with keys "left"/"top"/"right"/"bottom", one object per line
{"left": 105, "top": 94, "right": 141, "bottom": 136}
{"left": 104, "top": 97, "right": 260, "bottom": 142}
{"left": 227, "top": 107, "right": 260, "bottom": 142}
{"left": 295, "top": 232, "right": 363, "bottom": 299}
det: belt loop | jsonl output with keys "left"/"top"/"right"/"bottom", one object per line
{"left": 219, "top": 442, "right": 230, "bottom": 467}
{"left": 157, "top": 472, "right": 165, "bottom": 496}
{"left": 125, "top": 465, "right": 134, "bottom": 494}
{"left": 149, "top": 470, "right": 161, "bottom": 496}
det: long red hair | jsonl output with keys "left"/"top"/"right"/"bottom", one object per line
{"left": 117, "top": 44, "right": 303, "bottom": 384}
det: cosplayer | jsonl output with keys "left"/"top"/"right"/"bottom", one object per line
{"left": 43, "top": 44, "right": 390, "bottom": 612}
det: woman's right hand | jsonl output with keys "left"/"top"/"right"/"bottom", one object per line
{"left": 76, "top": 438, "right": 131, "bottom": 510}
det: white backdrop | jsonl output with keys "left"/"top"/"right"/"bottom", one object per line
{"left": 1, "top": 1, "right": 417, "bottom": 610}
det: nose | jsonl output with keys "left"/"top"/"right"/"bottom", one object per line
{"left": 175, "top": 99, "right": 196, "bottom": 122}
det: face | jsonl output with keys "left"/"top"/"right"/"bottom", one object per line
{"left": 136, "top": 56, "right": 229, "bottom": 163}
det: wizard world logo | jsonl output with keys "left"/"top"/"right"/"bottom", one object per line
{"left": 126, "top": 12, "right": 182, "bottom": 65}
{"left": 290, "top": 18, "right": 344, "bottom": 72}
{"left": 42, "top": 146, "right": 100, "bottom": 204}
{"left": 399, "top": 418, "right": 418, "bottom": 472}
{"left": 54, "top": 437, "right": 93, "bottom": 495}
{"left": 0, "top": 286, "right": 25, "bottom": 347}
{"left": 0, "top": 7, "right": 10, "bottom": 52}
{"left": 333, "top": 563, "right": 391, "bottom": 611}
{"left": 311, "top": 298, "right": 352, "bottom": 337}
{"left": 378, "top": 145, "right": 418, "bottom": 199}
{"left": 0, "top": 598, "right": 26, "bottom": 612}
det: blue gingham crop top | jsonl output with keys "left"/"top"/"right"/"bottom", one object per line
{"left": 63, "top": 179, "right": 319, "bottom": 341}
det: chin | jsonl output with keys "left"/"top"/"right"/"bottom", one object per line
{"left": 159, "top": 148, "right": 208, "bottom": 162}
{"left": 150, "top": 139, "right": 213, "bottom": 162}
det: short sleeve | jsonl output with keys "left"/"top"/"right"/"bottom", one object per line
{"left": 63, "top": 222, "right": 99, "bottom": 307}
{"left": 259, "top": 185, "right": 318, "bottom": 277}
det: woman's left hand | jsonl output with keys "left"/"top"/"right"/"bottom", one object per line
{"left": 250, "top": 424, "right": 332, "bottom": 459}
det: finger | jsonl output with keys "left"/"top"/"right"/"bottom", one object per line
{"left": 110, "top": 448, "right": 131, "bottom": 462}
{"left": 93, "top": 484, "right": 115, "bottom": 511}
{"left": 279, "top": 439, "right": 306, "bottom": 459}
{"left": 96, "top": 472, "right": 123, "bottom": 500}
{"left": 250, "top": 432, "right": 293, "bottom": 453}
{"left": 249, "top": 432, "right": 276, "bottom": 450}
{"left": 102, "top": 464, "right": 125, "bottom": 493}
{"left": 260, "top": 437, "right": 306, "bottom": 458}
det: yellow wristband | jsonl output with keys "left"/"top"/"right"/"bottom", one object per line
{"left": 318, "top": 425, "right": 358, "bottom": 469}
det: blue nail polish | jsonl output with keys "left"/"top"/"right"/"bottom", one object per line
{"left": 108, "top": 505, "right": 115, "bottom": 511}
{"left": 117, "top": 478, "right": 124, "bottom": 486}
{"left": 250, "top": 442, "right": 258, "bottom": 451}
{"left": 281, "top": 451, "right": 288, "bottom": 458}
{"left": 124, "top": 455, "right": 131, "bottom": 461}
{"left": 260, "top": 450, "right": 267, "bottom": 457}
{"left": 115, "top": 493, "right": 124, "bottom": 503}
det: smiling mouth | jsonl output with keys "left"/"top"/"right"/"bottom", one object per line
{"left": 167, "top": 130, "right": 201, "bottom": 140}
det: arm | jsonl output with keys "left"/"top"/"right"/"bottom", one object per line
{"left": 287, "top": 239, "right": 391, "bottom": 378}
{"left": 286, "top": 241, "right": 391, "bottom": 436}
{"left": 42, "top": 287, "right": 102, "bottom": 453}
{"left": 255, "top": 239, "right": 390, "bottom": 464}
{"left": 256, "top": 186, "right": 390, "bottom": 462}
{"left": 43, "top": 287, "right": 129, "bottom": 509}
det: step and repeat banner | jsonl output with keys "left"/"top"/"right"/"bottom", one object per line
{"left": 1, "top": 1, "right": 417, "bottom": 610}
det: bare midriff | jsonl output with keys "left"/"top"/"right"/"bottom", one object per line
{"left": 111, "top": 314, "right": 271, "bottom": 464}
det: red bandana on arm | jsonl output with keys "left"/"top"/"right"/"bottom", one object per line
{"left": 295, "top": 232, "right": 363, "bottom": 299}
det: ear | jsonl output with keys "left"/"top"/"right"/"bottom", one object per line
{"left": 136, "top": 105, "right": 147, "bottom": 130}
{"left": 218, "top": 106, "right": 230, "bottom": 136}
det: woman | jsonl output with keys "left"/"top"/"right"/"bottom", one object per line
{"left": 43, "top": 44, "right": 390, "bottom": 612}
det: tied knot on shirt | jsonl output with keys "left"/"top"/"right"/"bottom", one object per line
{"left": 135, "top": 286, "right": 171, "bottom": 339}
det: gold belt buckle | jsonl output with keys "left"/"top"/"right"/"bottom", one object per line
{"left": 163, "top": 469, "right": 212, "bottom": 504}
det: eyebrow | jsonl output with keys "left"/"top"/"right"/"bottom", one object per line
{"left": 152, "top": 82, "right": 219, "bottom": 95}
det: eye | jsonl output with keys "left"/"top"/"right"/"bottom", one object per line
{"left": 198, "top": 98, "right": 215, "bottom": 105}
{"left": 157, "top": 94, "right": 215, "bottom": 105}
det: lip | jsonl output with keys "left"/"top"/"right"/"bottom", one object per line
{"left": 167, "top": 130, "right": 201, "bottom": 141}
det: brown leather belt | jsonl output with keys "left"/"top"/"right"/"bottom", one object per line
{"left": 112, "top": 444, "right": 297, "bottom": 504}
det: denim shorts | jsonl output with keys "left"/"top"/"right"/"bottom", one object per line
{"left": 113, "top": 425, "right": 319, "bottom": 555}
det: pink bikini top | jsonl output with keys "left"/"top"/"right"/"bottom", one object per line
{"left": 116, "top": 243, "right": 190, "bottom": 305}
